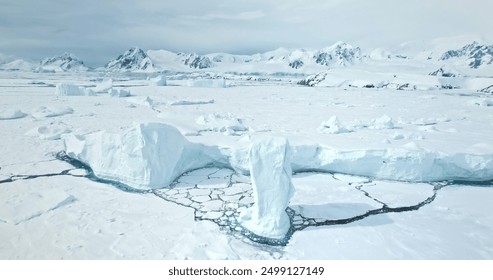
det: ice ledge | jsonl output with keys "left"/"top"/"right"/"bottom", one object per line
{"left": 64, "top": 123, "right": 493, "bottom": 191}
{"left": 231, "top": 144, "right": 493, "bottom": 182}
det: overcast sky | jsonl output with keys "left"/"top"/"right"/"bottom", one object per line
{"left": 1, "top": 0, "right": 492, "bottom": 66}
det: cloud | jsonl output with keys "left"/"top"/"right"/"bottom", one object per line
{"left": 182, "top": 10, "right": 265, "bottom": 21}
{"left": 0, "top": 0, "right": 492, "bottom": 66}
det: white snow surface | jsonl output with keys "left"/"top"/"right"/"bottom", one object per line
{"left": 1, "top": 67, "right": 493, "bottom": 259}
{"left": 239, "top": 137, "right": 295, "bottom": 239}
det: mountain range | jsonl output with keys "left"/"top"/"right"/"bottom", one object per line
{"left": 1, "top": 39, "right": 493, "bottom": 74}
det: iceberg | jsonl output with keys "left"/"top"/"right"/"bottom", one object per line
{"left": 56, "top": 83, "right": 94, "bottom": 96}
{"left": 93, "top": 79, "right": 113, "bottom": 93}
{"left": 63, "top": 123, "right": 226, "bottom": 189}
{"left": 188, "top": 78, "right": 226, "bottom": 88}
{"left": 109, "top": 89, "right": 131, "bottom": 97}
{"left": 319, "top": 116, "right": 349, "bottom": 134}
{"left": 239, "top": 137, "right": 294, "bottom": 239}
{"left": 150, "top": 75, "right": 167, "bottom": 86}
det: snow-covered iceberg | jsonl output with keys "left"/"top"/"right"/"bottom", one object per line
{"left": 109, "top": 89, "right": 130, "bottom": 97}
{"left": 239, "top": 137, "right": 295, "bottom": 239}
{"left": 63, "top": 123, "right": 226, "bottom": 189}
{"left": 149, "top": 75, "right": 167, "bottom": 86}
{"left": 290, "top": 145, "right": 493, "bottom": 182}
{"left": 56, "top": 83, "right": 94, "bottom": 96}
{"left": 93, "top": 79, "right": 113, "bottom": 93}
{"left": 188, "top": 78, "right": 226, "bottom": 88}
{"left": 230, "top": 143, "right": 493, "bottom": 183}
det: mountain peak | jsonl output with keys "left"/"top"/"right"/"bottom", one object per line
{"left": 440, "top": 41, "right": 493, "bottom": 68}
{"left": 314, "top": 41, "right": 361, "bottom": 67}
{"left": 105, "top": 47, "right": 154, "bottom": 72}
{"left": 39, "top": 53, "right": 86, "bottom": 72}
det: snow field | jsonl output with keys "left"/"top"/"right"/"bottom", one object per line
{"left": 1, "top": 71, "right": 493, "bottom": 259}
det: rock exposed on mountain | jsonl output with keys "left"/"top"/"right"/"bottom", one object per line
{"left": 440, "top": 41, "right": 493, "bottom": 68}
{"left": 313, "top": 41, "right": 361, "bottom": 67}
{"left": 183, "top": 53, "right": 213, "bottom": 69}
{"left": 480, "top": 85, "right": 493, "bottom": 94}
{"left": 298, "top": 72, "right": 327, "bottom": 87}
{"left": 289, "top": 59, "right": 304, "bottom": 69}
{"left": 105, "top": 47, "right": 154, "bottom": 71}
{"left": 429, "top": 67, "right": 459, "bottom": 77}
{"left": 39, "top": 53, "right": 87, "bottom": 72}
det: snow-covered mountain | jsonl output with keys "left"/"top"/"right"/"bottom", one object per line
{"left": 146, "top": 41, "right": 362, "bottom": 73}
{"left": 0, "top": 52, "right": 17, "bottom": 65}
{"left": 2, "top": 37, "right": 492, "bottom": 75}
{"left": 182, "top": 53, "right": 213, "bottom": 69}
{"left": 0, "top": 59, "right": 35, "bottom": 71}
{"left": 312, "top": 41, "right": 362, "bottom": 66}
{"left": 439, "top": 41, "right": 493, "bottom": 68}
{"left": 39, "top": 53, "right": 87, "bottom": 72}
{"left": 105, "top": 47, "right": 154, "bottom": 72}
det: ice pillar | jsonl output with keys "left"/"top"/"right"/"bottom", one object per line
{"left": 239, "top": 137, "right": 295, "bottom": 239}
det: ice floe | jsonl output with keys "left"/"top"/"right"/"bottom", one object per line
{"left": 0, "top": 109, "right": 27, "bottom": 120}
{"left": 109, "top": 89, "right": 131, "bottom": 97}
{"left": 170, "top": 99, "right": 214, "bottom": 106}
{"left": 188, "top": 78, "right": 226, "bottom": 88}
{"left": 26, "top": 124, "right": 71, "bottom": 140}
{"left": 196, "top": 112, "right": 248, "bottom": 135}
{"left": 31, "top": 106, "right": 74, "bottom": 119}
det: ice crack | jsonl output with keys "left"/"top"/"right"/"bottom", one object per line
{"left": 52, "top": 152, "right": 486, "bottom": 247}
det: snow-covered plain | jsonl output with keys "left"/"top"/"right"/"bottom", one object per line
{"left": 1, "top": 66, "right": 492, "bottom": 259}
